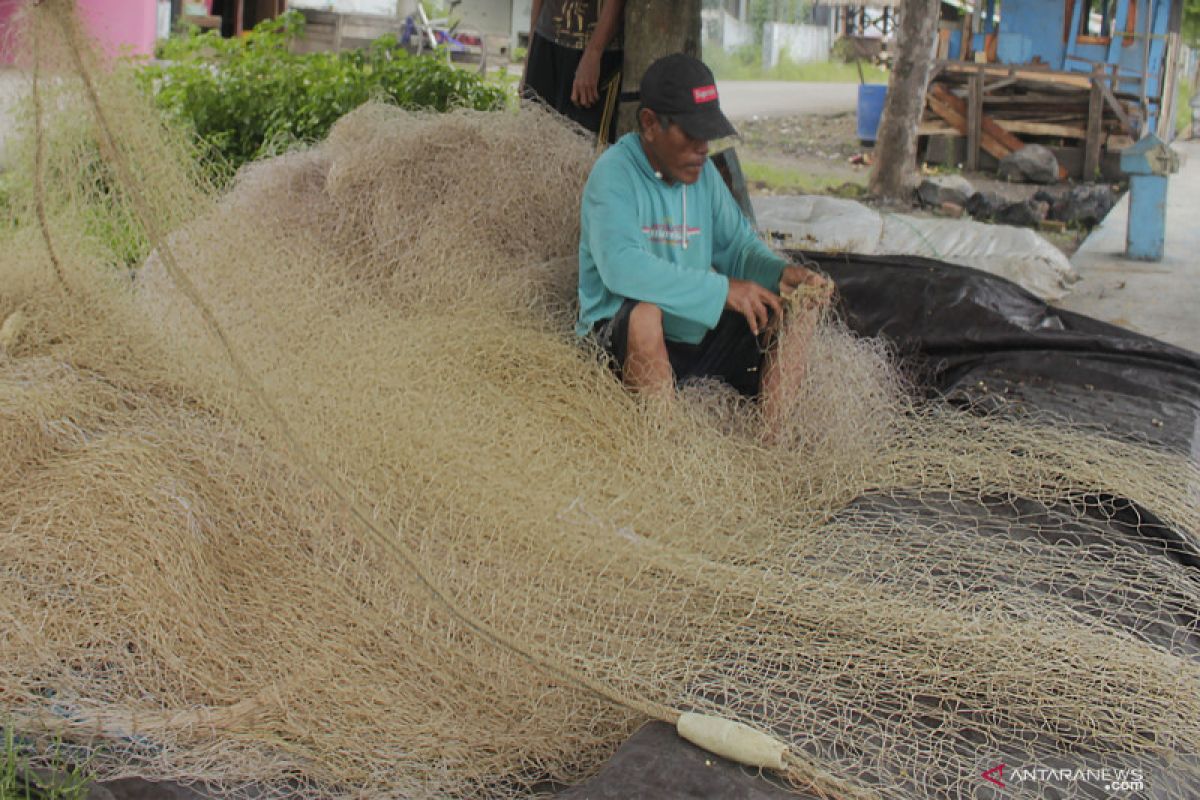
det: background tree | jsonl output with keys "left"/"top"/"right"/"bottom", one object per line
{"left": 867, "top": 0, "right": 940, "bottom": 203}
{"left": 617, "top": 0, "right": 703, "bottom": 134}
{"left": 1186, "top": 0, "right": 1200, "bottom": 88}
{"left": 1184, "top": 0, "right": 1200, "bottom": 45}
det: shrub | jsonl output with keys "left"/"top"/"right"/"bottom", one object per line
{"left": 138, "top": 12, "right": 507, "bottom": 178}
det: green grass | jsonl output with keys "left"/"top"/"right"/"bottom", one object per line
{"left": 704, "top": 44, "right": 888, "bottom": 83}
{"left": 1175, "top": 76, "right": 1193, "bottom": 139}
{"left": 741, "top": 159, "right": 866, "bottom": 196}
{"left": 1, "top": 728, "right": 93, "bottom": 800}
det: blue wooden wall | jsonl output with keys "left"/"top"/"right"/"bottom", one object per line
{"left": 974, "top": 0, "right": 1172, "bottom": 128}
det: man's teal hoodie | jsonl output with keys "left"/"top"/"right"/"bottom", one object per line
{"left": 577, "top": 132, "right": 787, "bottom": 345}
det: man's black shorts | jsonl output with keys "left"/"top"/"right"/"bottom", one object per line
{"left": 522, "top": 32, "right": 622, "bottom": 144}
{"left": 592, "top": 299, "right": 768, "bottom": 397}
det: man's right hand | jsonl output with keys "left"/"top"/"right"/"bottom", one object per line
{"left": 725, "top": 278, "right": 783, "bottom": 337}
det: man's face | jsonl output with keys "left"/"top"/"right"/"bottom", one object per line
{"left": 640, "top": 110, "right": 709, "bottom": 185}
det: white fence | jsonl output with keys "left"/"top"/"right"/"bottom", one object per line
{"left": 701, "top": 9, "right": 754, "bottom": 53}
{"left": 762, "top": 21, "right": 833, "bottom": 67}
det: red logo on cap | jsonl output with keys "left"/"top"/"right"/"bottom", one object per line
{"left": 692, "top": 85, "right": 718, "bottom": 104}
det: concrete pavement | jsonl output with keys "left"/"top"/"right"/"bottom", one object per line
{"left": 1058, "top": 139, "right": 1200, "bottom": 354}
{"left": 716, "top": 81, "right": 858, "bottom": 120}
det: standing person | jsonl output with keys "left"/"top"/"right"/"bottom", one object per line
{"left": 576, "top": 53, "right": 831, "bottom": 429}
{"left": 521, "top": 0, "right": 625, "bottom": 144}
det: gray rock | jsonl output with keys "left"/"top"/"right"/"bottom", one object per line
{"left": 1031, "top": 189, "right": 1058, "bottom": 206}
{"left": 1051, "top": 183, "right": 1117, "bottom": 228}
{"left": 998, "top": 145, "right": 1060, "bottom": 184}
{"left": 917, "top": 174, "right": 975, "bottom": 207}
{"left": 996, "top": 199, "right": 1050, "bottom": 227}
{"left": 964, "top": 190, "right": 1007, "bottom": 220}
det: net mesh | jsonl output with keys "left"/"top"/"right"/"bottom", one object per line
{"left": 2, "top": 3, "right": 1199, "bottom": 798}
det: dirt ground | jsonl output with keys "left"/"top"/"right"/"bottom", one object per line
{"left": 735, "top": 111, "right": 870, "bottom": 194}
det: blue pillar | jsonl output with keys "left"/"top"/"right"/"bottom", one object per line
{"left": 1125, "top": 174, "right": 1168, "bottom": 261}
{"left": 1120, "top": 134, "right": 1179, "bottom": 262}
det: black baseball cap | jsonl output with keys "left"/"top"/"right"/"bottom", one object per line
{"left": 640, "top": 53, "right": 738, "bottom": 141}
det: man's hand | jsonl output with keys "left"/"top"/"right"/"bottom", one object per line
{"left": 726, "top": 278, "right": 784, "bottom": 336}
{"left": 780, "top": 265, "right": 834, "bottom": 299}
{"left": 571, "top": 49, "right": 602, "bottom": 108}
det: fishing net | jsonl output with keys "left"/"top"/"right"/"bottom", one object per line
{"left": 2, "top": 3, "right": 1199, "bottom": 798}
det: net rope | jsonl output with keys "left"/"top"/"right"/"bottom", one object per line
{"left": 2, "top": 3, "right": 1199, "bottom": 798}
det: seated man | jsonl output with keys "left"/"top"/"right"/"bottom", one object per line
{"left": 576, "top": 53, "right": 830, "bottom": 420}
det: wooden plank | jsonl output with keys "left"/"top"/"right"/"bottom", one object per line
{"left": 919, "top": 119, "right": 1088, "bottom": 138}
{"left": 939, "top": 61, "right": 1093, "bottom": 88}
{"left": 1083, "top": 72, "right": 1104, "bottom": 180}
{"left": 978, "top": 94, "right": 1090, "bottom": 106}
{"left": 1098, "top": 80, "right": 1138, "bottom": 137}
{"left": 967, "top": 71, "right": 983, "bottom": 170}
{"left": 1138, "top": 3, "right": 1154, "bottom": 115}
{"left": 927, "top": 90, "right": 1014, "bottom": 162}
{"left": 930, "top": 84, "right": 1027, "bottom": 152}
{"left": 1156, "top": 31, "right": 1181, "bottom": 139}
{"left": 928, "top": 83, "right": 1070, "bottom": 177}
{"left": 983, "top": 76, "right": 1019, "bottom": 94}
{"left": 1000, "top": 120, "right": 1090, "bottom": 138}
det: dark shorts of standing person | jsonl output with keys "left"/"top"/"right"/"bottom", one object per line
{"left": 522, "top": 32, "right": 622, "bottom": 144}
{"left": 592, "top": 298, "right": 769, "bottom": 397}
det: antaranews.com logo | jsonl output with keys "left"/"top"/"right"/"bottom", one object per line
{"left": 981, "top": 762, "right": 1146, "bottom": 793}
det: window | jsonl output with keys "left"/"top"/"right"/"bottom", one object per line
{"left": 1064, "top": 0, "right": 1137, "bottom": 44}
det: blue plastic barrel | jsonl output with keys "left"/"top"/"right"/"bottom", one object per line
{"left": 856, "top": 83, "right": 887, "bottom": 143}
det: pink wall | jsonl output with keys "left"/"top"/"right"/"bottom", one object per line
{"left": 0, "top": 0, "right": 23, "bottom": 64}
{"left": 0, "top": 0, "right": 160, "bottom": 65}
{"left": 77, "top": 0, "right": 160, "bottom": 59}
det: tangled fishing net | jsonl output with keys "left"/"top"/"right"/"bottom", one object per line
{"left": 2, "top": 3, "right": 1199, "bottom": 798}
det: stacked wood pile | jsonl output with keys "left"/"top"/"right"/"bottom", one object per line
{"left": 919, "top": 61, "right": 1143, "bottom": 178}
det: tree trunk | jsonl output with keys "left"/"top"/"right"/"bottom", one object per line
{"left": 867, "top": 0, "right": 940, "bottom": 203}
{"left": 616, "top": 0, "right": 703, "bottom": 136}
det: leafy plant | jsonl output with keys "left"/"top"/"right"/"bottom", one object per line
{"left": 1185, "top": 0, "right": 1200, "bottom": 46}
{"left": 1176, "top": 75, "right": 1194, "bottom": 138}
{"left": 138, "top": 12, "right": 507, "bottom": 178}
{"left": 1, "top": 727, "right": 93, "bottom": 800}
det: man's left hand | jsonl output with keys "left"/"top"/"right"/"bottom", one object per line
{"left": 780, "top": 265, "right": 833, "bottom": 299}
{"left": 571, "top": 50, "right": 602, "bottom": 108}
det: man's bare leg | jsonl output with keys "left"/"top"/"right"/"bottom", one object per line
{"left": 623, "top": 302, "right": 674, "bottom": 400}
